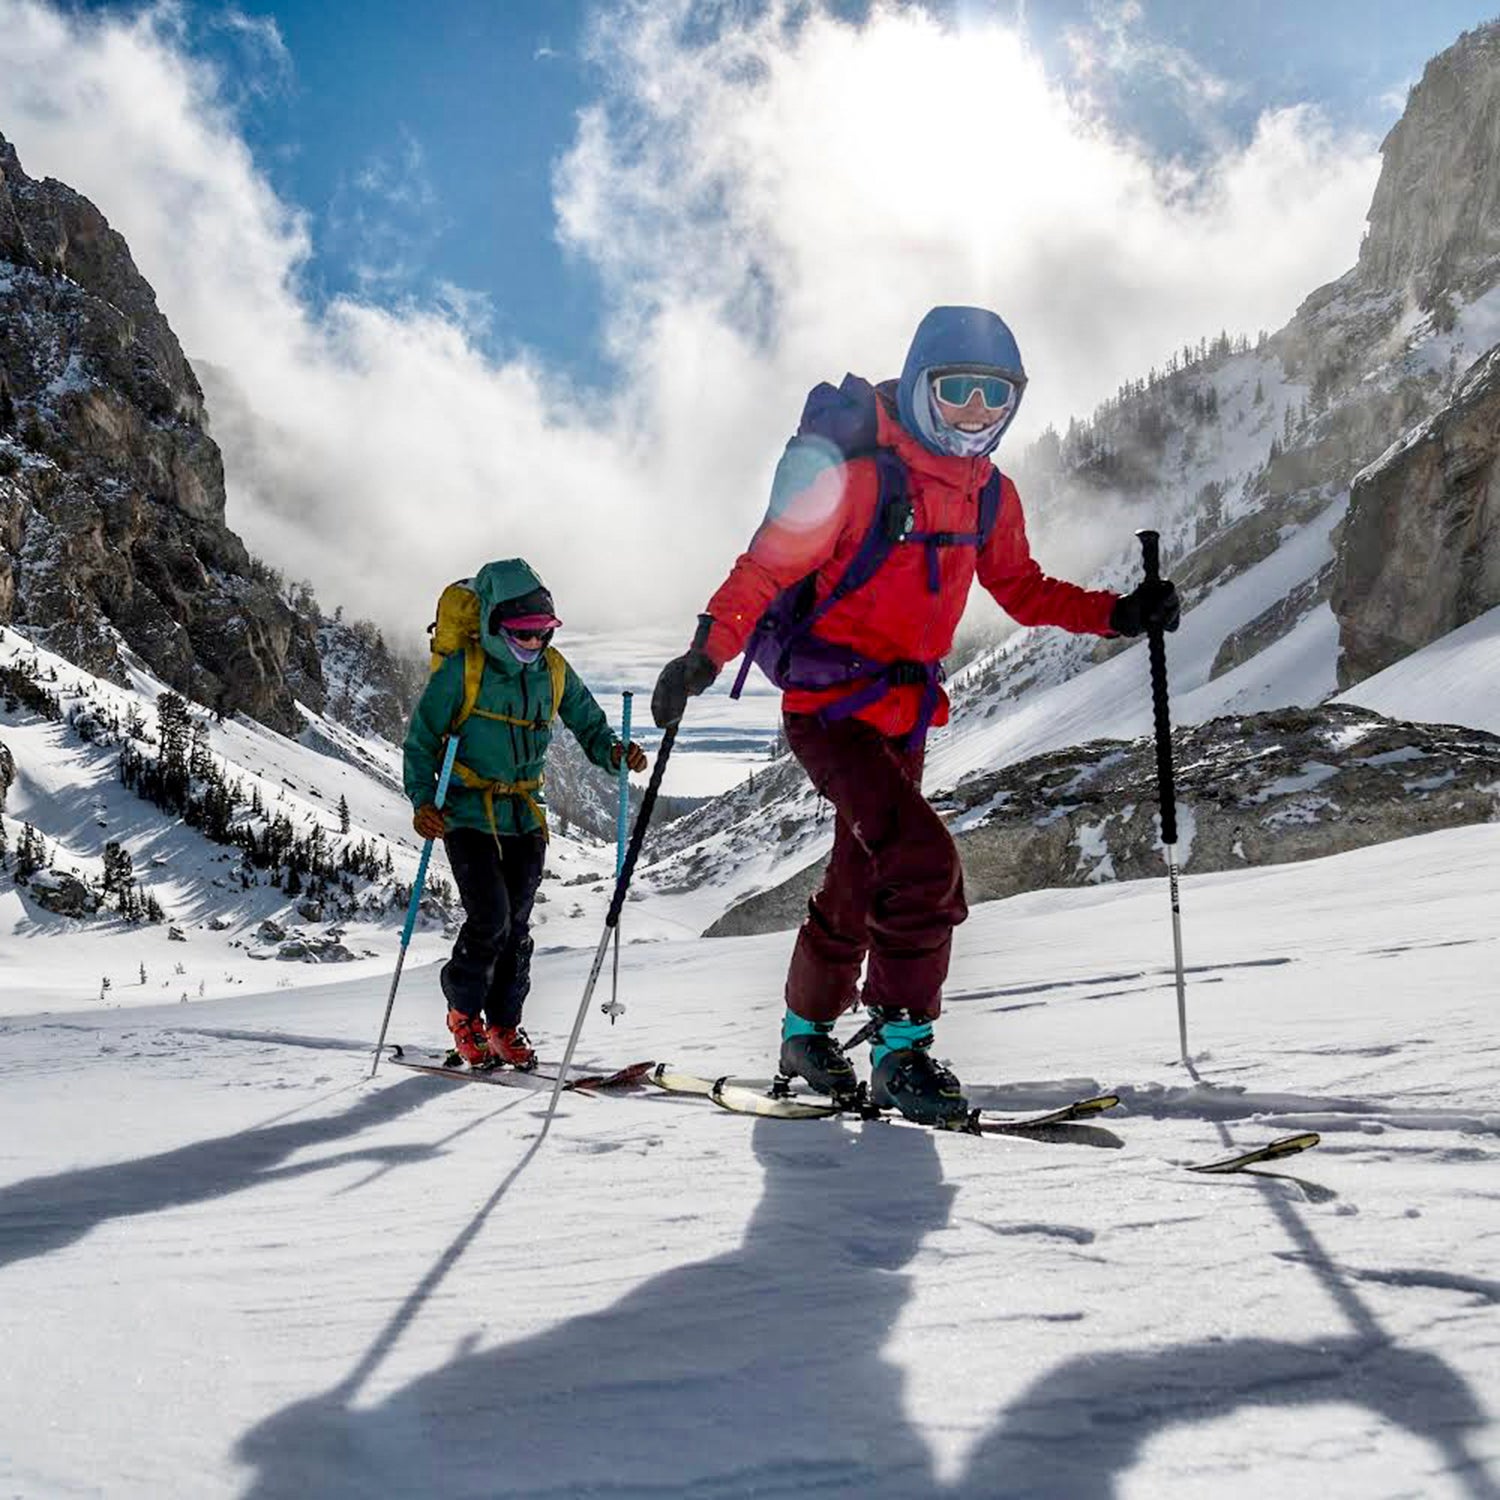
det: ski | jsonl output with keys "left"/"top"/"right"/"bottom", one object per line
{"left": 647, "top": 1065, "right": 1118, "bottom": 1133}
{"left": 388, "top": 1046, "right": 654, "bottom": 1092}
{"left": 1186, "top": 1131, "right": 1321, "bottom": 1174}
{"left": 649, "top": 1066, "right": 843, "bottom": 1120}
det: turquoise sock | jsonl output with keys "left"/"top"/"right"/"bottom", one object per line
{"left": 781, "top": 1008, "right": 831, "bottom": 1042}
{"left": 870, "top": 1011, "right": 934, "bottom": 1066}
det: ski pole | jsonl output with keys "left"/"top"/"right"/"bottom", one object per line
{"left": 370, "top": 735, "right": 460, "bottom": 1077}
{"left": 602, "top": 691, "right": 633, "bottom": 1025}
{"left": 1136, "top": 529, "right": 1190, "bottom": 1065}
{"left": 544, "top": 720, "right": 679, "bottom": 1127}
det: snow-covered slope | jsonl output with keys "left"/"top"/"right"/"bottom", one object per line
{"left": 0, "top": 626, "right": 661, "bottom": 1015}
{"left": 1, "top": 822, "right": 1496, "bottom": 1497}
{"left": 1337, "top": 604, "right": 1500, "bottom": 734}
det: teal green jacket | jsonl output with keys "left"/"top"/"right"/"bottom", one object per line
{"left": 402, "top": 560, "right": 619, "bottom": 837}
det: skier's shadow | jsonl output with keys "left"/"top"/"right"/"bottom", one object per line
{"left": 0, "top": 1078, "right": 453, "bottom": 1273}
{"left": 235, "top": 1120, "right": 1498, "bottom": 1500}
{"left": 235, "top": 1119, "right": 956, "bottom": 1498}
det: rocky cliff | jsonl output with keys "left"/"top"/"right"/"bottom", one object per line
{"left": 0, "top": 132, "right": 398, "bottom": 737}
{"left": 1333, "top": 346, "right": 1500, "bottom": 686}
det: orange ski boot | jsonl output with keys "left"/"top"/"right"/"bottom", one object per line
{"left": 446, "top": 1009, "right": 494, "bottom": 1069}
{"left": 484, "top": 1023, "right": 538, "bottom": 1071}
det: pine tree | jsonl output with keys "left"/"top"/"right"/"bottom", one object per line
{"left": 156, "top": 692, "right": 191, "bottom": 809}
{"left": 15, "top": 823, "right": 45, "bottom": 881}
{"left": 189, "top": 720, "right": 212, "bottom": 780}
{"left": 338, "top": 794, "right": 351, "bottom": 834}
{"left": 101, "top": 841, "right": 134, "bottom": 905}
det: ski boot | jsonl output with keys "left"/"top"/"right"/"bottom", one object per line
{"left": 867, "top": 1009, "right": 970, "bottom": 1128}
{"left": 778, "top": 1009, "right": 859, "bottom": 1105}
{"left": 485, "top": 1023, "right": 538, "bottom": 1071}
{"left": 446, "top": 1008, "right": 494, "bottom": 1069}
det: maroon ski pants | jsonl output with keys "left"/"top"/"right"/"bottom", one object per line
{"left": 783, "top": 712, "right": 967, "bottom": 1023}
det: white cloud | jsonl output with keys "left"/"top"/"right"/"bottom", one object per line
{"left": 0, "top": 0, "right": 1380, "bottom": 643}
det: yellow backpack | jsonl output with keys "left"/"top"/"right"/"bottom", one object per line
{"left": 429, "top": 578, "right": 567, "bottom": 732}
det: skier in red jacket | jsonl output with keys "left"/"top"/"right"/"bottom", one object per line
{"left": 653, "top": 306, "right": 1179, "bottom": 1125}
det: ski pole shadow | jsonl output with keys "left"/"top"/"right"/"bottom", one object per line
{"left": 952, "top": 1130, "right": 1497, "bottom": 1499}
{"left": 0, "top": 1077, "right": 452, "bottom": 1273}
{"left": 953, "top": 1330, "right": 1496, "bottom": 1499}
{"left": 234, "top": 1119, "right": 958, "bottom": 1499}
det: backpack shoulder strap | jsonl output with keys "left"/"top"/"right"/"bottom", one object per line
{"left": 542, "top": 646, "right": 568, "bottom": 723}
{"left": 792, "top": 377, "right": 911, "bottom": 631}
{"left": 453, "top": 640, "right": 486, "bottom": 731}
{"left": 804, "top": 450, "right": 908, "bottom": 630}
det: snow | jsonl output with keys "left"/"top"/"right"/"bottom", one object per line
{"left": 1, "top": 823, "right": 1497, "bottom": 1496}
{"left": 1338, "top": 604, "right": 1500, "bottom": 735}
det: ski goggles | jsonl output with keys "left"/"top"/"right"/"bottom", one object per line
{"left": 930, "top": 371, "right": 1022, "bottom": 410}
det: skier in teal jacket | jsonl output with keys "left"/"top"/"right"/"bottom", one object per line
{"left": 404, "top": 557, "right": 646, "bottom": 1069}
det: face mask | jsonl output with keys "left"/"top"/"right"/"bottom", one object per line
{"left": 500, "top": 627, "right": 550, "bottom": 663}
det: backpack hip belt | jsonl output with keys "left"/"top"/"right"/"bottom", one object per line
{"left": 453, "top": 763, "right": 549, "bottom": 843}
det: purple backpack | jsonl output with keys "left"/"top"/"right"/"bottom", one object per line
{"left": 729, "top": 374, "right": 1003, "bottom": 742}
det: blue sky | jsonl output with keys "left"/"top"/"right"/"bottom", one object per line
{"left": 82, "top": 0, "right": 1500, "bottom": 376}
{"left": 11, "top": 0, "right": 1500, "bottom": 630}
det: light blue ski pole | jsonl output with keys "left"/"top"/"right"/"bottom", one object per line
{"left": 370, "top": 734, "right": 460, "bottom": 1075}
{"left": 602, "top": 692, "right": 633, "bottom": 1024}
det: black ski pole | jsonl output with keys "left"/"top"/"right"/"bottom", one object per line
{"left": 543, "top": 720, "right": 680, "bottom": 1125}
{"left": 1136, "top": 529, "right": 1190, "bottom": 1066}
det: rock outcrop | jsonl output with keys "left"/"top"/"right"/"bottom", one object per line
{"left": 0, "top": 132, "right": 325, "bottom": 734}
{"left": 705, "top": 705, "right": 1500, "bottom": 937}
{"left": 1333, "top": 346, "right": 1500, "bottom": 687}
{"left": 1359, "top": 22, "right": 1500, "bottom": 305}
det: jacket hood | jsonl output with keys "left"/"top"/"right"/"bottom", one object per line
{"left": 896, "top": 306, "right": 1026, "bottom": 458}
{"left": 473, "top": 557, "right": 548, "bottom": 671}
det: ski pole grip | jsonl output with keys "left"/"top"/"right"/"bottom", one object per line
{"left": 1137, "top": 528, "right": 1162, "bottom": 582}
{"left": 1135, "top": 530, "right": 1177, "bottom": 847}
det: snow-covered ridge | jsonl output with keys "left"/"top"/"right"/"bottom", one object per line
{"left": 0, "top": 625, "right": 645, "bottom": 1015}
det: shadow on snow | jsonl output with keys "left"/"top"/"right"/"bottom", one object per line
{"left": 232, "top": 1119, "right": 1497, "bottom": 1499}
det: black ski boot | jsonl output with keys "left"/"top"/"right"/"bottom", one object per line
{"left": 778, "top": 1009, "right": 859, "bottom": 1103}
{"left": 867, "top": 1009, "right": 970, "bottom": 1128}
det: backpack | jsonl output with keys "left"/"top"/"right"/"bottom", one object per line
{"left": 728, "top": 374, "right": 1003, "bottom": 736}
{"left": 429, "top": 579, "right": 567, "bottom": 732}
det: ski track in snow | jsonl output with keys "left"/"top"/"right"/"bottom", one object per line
{"left": 2, "top": 825, "right": 1498, "bottom": 1497}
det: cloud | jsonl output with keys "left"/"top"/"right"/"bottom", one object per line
{"left": 329, "top": 127, "right": 448, "bottom": 292}
{"left": 0, "top": 0, "right": 1380, "bottom": 644}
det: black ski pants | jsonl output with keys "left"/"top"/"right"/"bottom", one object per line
{"left": 440, "top": 827, "right": 546, "bottom": 1030}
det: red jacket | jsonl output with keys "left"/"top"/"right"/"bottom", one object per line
{"left": 703, "top": 391, "right": 1119, "bottom": 737}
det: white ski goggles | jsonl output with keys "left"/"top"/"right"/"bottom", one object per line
{"left": 930, "top": 371, "right": 1022, "bottom": 410}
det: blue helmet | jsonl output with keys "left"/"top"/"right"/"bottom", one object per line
{"left": 896, "top": 306, "right": 1027, "bottom": 459}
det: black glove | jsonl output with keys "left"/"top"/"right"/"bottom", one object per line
{"left": 1110, "top": 578, "right": 1181, "bottom": 637}
{"left": 652, "top": 648, "right": 719, "bottom": 728}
